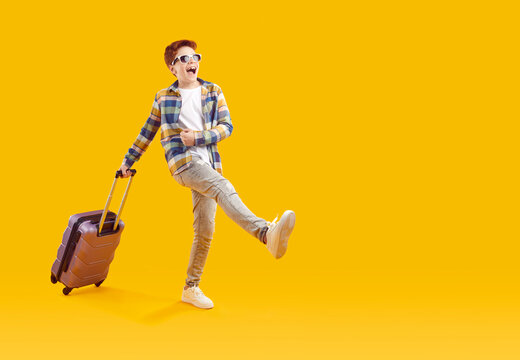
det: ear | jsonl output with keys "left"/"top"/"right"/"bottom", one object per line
{"left": 168, "top": 64, "right": 176, "bottom": 76}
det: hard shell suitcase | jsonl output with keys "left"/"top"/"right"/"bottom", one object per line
{"left": 51, "top": 169, "right": 137, "bottom": 295}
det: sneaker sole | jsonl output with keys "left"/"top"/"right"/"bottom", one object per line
{"left": 276, "top": 210, "right": 296, "bottom": 258}
{"left": 181, "top": 296, "right": 214, "bottom": 309}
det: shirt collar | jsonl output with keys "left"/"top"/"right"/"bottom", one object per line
{"left": 168, "top": 77, "right": 209, "bottom": 94}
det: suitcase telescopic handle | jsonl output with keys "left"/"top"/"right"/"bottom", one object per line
{"left": 98, "top": 169, "right": 137, "bottom": 236}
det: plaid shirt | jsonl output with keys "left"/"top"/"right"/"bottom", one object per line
{"left": 122, "top": 77, "right": 233, "bottom": 176}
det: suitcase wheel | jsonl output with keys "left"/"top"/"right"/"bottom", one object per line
{"left": 50, "top": 274, "right": 57, "bottom": 284}
{"left": 95, "top": 280, "right": 104, "bottom": 287}
{"left": 63, "top": 287, "right": 72, "bottom": 295}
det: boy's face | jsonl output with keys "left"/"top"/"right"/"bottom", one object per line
{"left": 168, "top": 46, "right": 199, "bottom": 83}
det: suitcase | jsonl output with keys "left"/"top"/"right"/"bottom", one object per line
{"left": 51, "top": 169, "right": 137, "bottom": 295}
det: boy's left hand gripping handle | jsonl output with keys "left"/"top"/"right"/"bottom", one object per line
{"left": 116, "top": 169, "right": 137, "bottom": 178}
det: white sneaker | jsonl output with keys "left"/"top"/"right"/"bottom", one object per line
{"left": 182, "top": 286, "right": 214, "bottom": 309}
{"left": 265, "top": 210, "right": 296, "bottom": 259}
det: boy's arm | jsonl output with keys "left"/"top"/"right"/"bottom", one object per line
{"left": 121, "top": 94, "right": 161, "bottom": 168}
{"left": 193, "top": 87, "right": 233, "bottom": 146}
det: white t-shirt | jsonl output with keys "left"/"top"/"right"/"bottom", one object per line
{"left": 177, "top": 86, "right": 212, "bottom": 166}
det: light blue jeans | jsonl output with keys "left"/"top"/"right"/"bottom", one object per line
{"left": 172, "top": 156, "right": 268, "bottom": 287}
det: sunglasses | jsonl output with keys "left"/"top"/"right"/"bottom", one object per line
{"left": 172, "top": 53, "right": 202, "bottom": 65}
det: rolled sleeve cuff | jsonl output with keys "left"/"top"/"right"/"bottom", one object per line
{"left": 122, "top": 156, "right": 135, "bottom": 168}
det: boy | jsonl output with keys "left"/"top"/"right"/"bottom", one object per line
{"left": 118, "top": 40, "right": 296, "bottom": 309}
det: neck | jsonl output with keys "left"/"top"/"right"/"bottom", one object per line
{"left": 178, "top": 79, "right": 200, "bottom": 89}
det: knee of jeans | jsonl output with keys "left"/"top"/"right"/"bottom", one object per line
{"left": 218, "top": 178, "right": 237, "bottom": 196}
{"left": 193, "top": 217, "right": 215, "bottom": 239}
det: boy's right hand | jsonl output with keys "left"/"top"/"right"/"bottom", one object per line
{"left": 119, "top": 164, "right": 131, "bottom": 178}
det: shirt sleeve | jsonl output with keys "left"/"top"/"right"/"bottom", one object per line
{"left": 122, "top": 94, "right": 161, "bottom": 168}
{"left": 193, "top": 86, "right": 233, "bottom": 146}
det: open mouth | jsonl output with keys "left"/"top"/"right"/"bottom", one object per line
{"left": 187, "top": 66, "right": 197, "bottom": 74}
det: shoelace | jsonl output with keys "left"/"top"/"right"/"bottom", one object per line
{"left": 191, "top": 287, "right": 204, "bottom": 297}
{"left": 267, "top": 214, "right": 279, "bottom": 231}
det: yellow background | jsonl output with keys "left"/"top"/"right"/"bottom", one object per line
{"left": 1, "top": 0, "right": 518, "bottom": 358}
